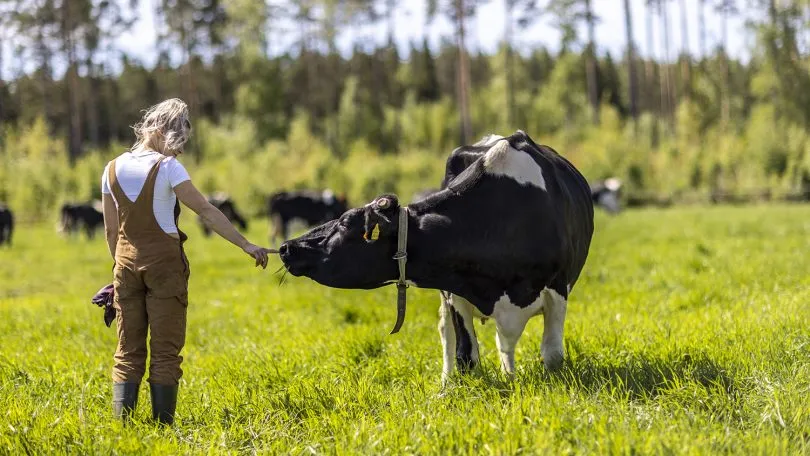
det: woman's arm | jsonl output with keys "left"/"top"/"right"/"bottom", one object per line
{"left": 102, "top": 193, "right": 119, "bottom": 260}
{"left": 174, "top": 180, "right": 270, "bottom": 268}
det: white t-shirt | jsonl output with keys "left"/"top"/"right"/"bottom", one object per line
{"left": 101, "top": 150, "right": 191, "bottom": 234}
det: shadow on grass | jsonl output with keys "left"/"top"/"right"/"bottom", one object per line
{"left": 525, "top": 346, "right": 741, "bottom": 402}
{"left": 440, "top": 346, "right": 741, "bottom": 409}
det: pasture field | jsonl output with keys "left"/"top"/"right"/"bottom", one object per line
{"left": 0, "top": 205, "right": 809, "bottom": 454}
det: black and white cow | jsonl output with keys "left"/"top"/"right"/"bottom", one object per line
{"left": 199, "top": 193, "right": 248, "bottom": 237}
{"left": 590, "top": 177, "right": 623, "bottom": 214}
{"left": 267, "top": 190, "right": 348, "bottom": 245}
{"left": 59, "top": 202, "right": 104, "bottom": 239}
{"left": 0, "top": 204, "right": 13, "bottom": 247}
{"left": 280, "top": 131, "right": 594, "bottom": 381}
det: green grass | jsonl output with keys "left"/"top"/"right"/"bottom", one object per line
{"left": 1, "top": 205, "right": 809, "bottom": 454}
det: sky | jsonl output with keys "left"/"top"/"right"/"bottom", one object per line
{"left": 2, "top": 0, "right": 751, "bottom": 79}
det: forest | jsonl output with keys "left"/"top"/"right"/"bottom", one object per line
{"left": 1, "top": 0, "right": 810, "bottom": 220}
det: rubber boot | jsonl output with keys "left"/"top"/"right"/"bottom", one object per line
{"left": 149, "top": 383, "right": 179, "bottom": 426}
{"left": 112, "top": 382, "right": 140, "bottom": 421}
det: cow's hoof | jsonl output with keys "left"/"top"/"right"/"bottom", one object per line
{"left": 542, "top": 352, "right": 564, "bottom": 371}
{"left": 456, "top": 359, "right": 478, "bottom": 375}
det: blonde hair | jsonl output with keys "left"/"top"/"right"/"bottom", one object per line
{"left": 131, "top": 98, "right": 192, "bottom": 154}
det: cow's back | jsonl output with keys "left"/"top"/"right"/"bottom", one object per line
{"left": 269, "top": 191, "right": 343, "bottom": 225}
{"left": 438, "top": 132, "right": 594, "bottom": 292}
{"left": 528, "top": 142, "right": 594, "bottom": 288}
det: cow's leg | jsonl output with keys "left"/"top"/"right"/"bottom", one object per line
{"left": 494, "top": 315, "right": 528, "bottom": 376}
{"left": 269, "top": 215, "right": 282, "bottom": 245}
{"left": 438, "top": 291, "right": 456, "bottom": 384}
{"left": 449, "top": 294, "right": 480, "bottom": 373}
{"left": 541, "top": 288, "right": 567, "bottom": 370}
{"left": 492, "top": 294, "right": 547, "bottom": 376}
{"left": 281, "top": 219, "right": 290, "bottom": 241}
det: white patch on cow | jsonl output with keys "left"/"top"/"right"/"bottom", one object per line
{"left": 438, "top": 293, "right": 481, "bottom": 385}
{"left": 490, "top": 292, "right": 546, "bottom": 375}
{"left": 438, "top": 294, "right": 457, "bottom": 385}
{"left": 604, "top": 177, "right": 623, "bottom": 192}
{"left": 472, "top": 134, "right": 505, "bottom": 147}
{"left": 322, "top": 189, "right": 335, "bottom": 203}
{"left": 482, "top": 140, "right": 547, "bottom": 190}
{"left": 541, "top": 288, "right": 567, "bottom": 370}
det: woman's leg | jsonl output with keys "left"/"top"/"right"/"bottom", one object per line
{"left": 145, "top": 291, "right": 187, "bottom": 425}
{"left": 112, "top": 266, "right": 148, "bottom": 420}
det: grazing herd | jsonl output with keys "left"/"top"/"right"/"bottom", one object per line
{"left": 2, "top": 130, "right": 809, "bottom": 384}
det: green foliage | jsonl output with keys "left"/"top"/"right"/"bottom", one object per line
{"left": 1, "top": 206, "right": 808, "bottom": 453}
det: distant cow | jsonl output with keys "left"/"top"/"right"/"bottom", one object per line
{"left": 60, "top": 202, "right": 104, "bottom": 239}
{"left": 267, "top": 190, "right": 348, "bottom": 244}
{"left": 0, "top": 204, "right": 13, "bottom": 247}
{"left": 199, "top": 193, "right": 248, "bottom": 237}
{"left": 590, "top": 177, "right": 623, "bottom": 214}
{"left": 280, "top": 131, "right": 594, "bottom": 382}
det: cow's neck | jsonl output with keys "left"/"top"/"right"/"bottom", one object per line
{"left": 404, "top": 208, "right": 504, "bottom": 313}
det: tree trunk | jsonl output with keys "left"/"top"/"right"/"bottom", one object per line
{"left": 584, "top": 0, "right": 599, "bottom": 125}
{"left": 504, "top": 0, "right": 516, "bottom": 128}
{"left": 645, "top": 0, "right": 656, "bottom": 115}
{"left": 455, "top": 0, "right": 473, "bottom": 144}
{"left": 105, "top": 55, "right": 119, "bottom": 142}
{"left": 62, "top": 1, "right": 82, "bottom": 162}
{"left": 386, "top": 0, "right": 396, "bottom": 48}
{"left": 85, "top": 59, "right": 100, "bottom": 146}
{"left": 698, "top": 0, "right": 706, "bottom": 59}
{"left": 36, "top": 26, "right": 51, "bottom": 127}
{"left": 659, "top": 0, "right": 675, "bottom": 131}
{"left": 720, "top": 3, "right": 730, "bottom": 129}
{"left": 678, "top": 0, "right": 690, "bottom": 99}
{"left": 623, "top": 0, "right": 638, "bottom": 128}
{"left": 0, "top": 30, "right": 5, "bottom": 125}
{"left": 767, "top": 0, "right": 779, "bottom": 121}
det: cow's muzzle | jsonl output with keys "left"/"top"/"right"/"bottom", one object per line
{"left": 279, "top": 241, "right": 318, "bottom": 276}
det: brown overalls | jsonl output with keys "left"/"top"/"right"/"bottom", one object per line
{"left": 108, "top": 158, "right": 190, "bottom": 386}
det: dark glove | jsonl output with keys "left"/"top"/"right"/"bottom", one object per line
{"left": 91, "top": 283, "right": 117, "bottom": 328}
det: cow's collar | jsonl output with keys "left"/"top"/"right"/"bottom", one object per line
{"left": 390, "top": 205, "right": 409, "bottom": 334}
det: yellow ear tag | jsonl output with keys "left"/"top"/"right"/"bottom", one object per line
{"left": 364, "top": 223, "right": 380, "bottom": 241}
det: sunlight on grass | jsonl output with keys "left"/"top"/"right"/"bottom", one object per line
{"left": 0, "top": 205, "right": 809, "bottom": 453}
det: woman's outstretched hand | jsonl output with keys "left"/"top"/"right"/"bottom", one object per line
{"left": 242, "top": 243, "right": 276, "bottom": 269}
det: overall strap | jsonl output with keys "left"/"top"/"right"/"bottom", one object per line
{"left": 133, "top": 157, "right": 167, "bottom": 209}
{"left": 108, "top": 159, "right": 130, "bottom": 210}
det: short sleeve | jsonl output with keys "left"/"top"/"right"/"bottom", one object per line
{"left": 166, "top": 158, "right": 191, "bottom": 188}
{"left": 101, "top": 163, "right": 111, "bottom": 195}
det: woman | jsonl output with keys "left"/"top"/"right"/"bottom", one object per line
{"left": 101, "top": 98, "right": 270, "bottom": 425}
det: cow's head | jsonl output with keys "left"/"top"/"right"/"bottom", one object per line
{"left": 280, "top": 194, "right": 402, "bottom": 289}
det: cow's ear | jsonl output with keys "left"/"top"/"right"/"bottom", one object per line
{"left": 363, "top": 195, "right": 399, "bottom": 242}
